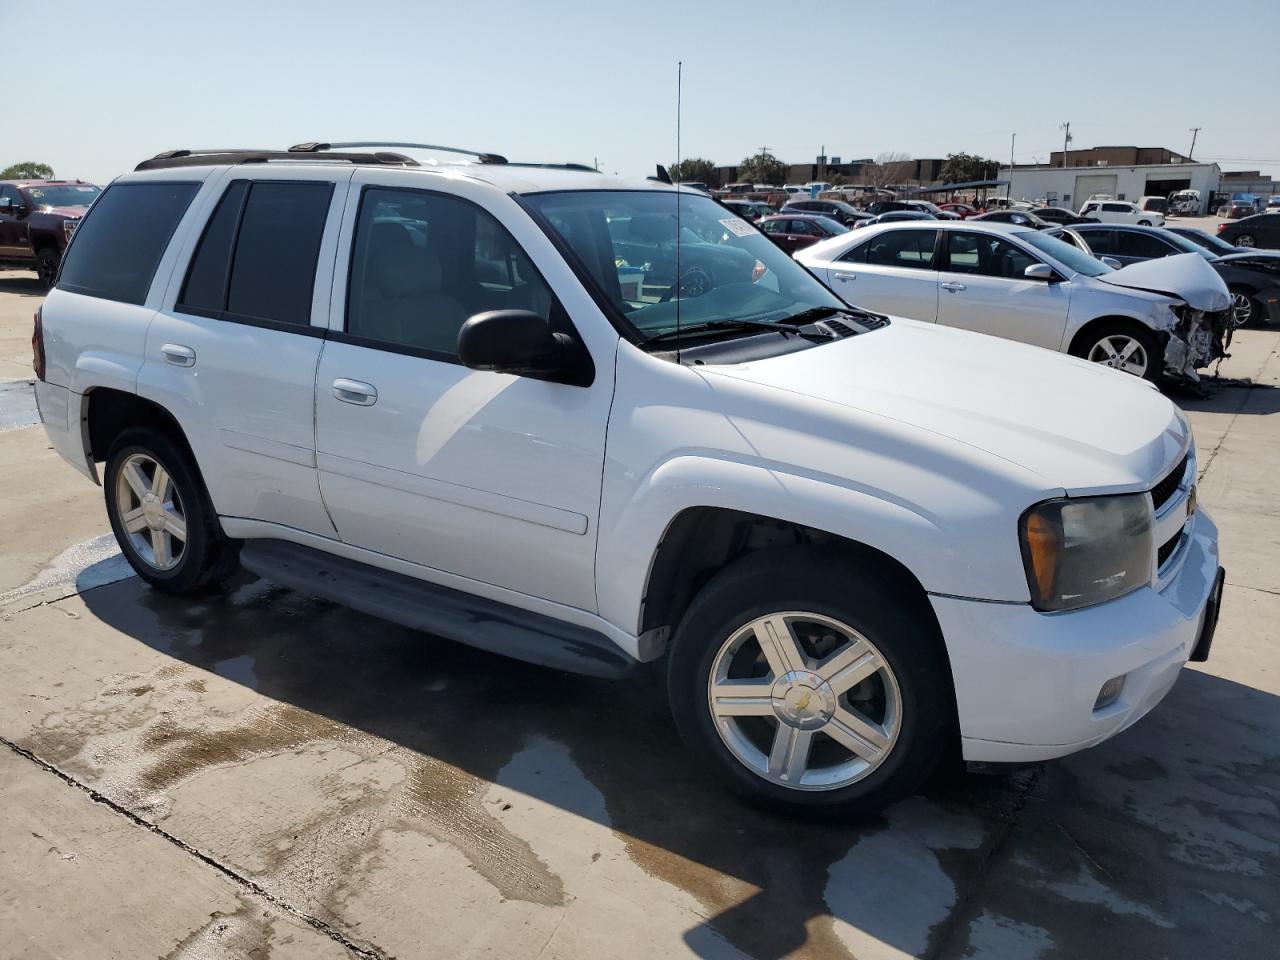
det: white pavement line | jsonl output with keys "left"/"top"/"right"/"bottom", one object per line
{"left": 0, "top": 734, "right": 392, "bottom": 960}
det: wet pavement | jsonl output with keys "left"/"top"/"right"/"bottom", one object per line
{"left": 1, "top": 273, "right": 1278, "bottom": 959}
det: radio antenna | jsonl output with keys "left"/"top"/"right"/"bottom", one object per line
{"left": 675, "top": 60, "right": 683, "bottom": 364}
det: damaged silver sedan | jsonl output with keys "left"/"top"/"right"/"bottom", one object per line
{"left": 794, "top": 222, "right": 1233, "bottom": 384}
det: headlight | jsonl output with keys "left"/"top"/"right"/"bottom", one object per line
{"left": 1019, "top": 494, "right": 1152, "bottom": 611}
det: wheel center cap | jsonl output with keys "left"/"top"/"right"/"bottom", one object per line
{"left": 142, "top": 495, "right": 165, "bottom": 530}
{"left": 772, "top": 671, "right": 836, "bottom": 730}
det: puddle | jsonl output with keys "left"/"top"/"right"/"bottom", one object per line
{"left": 0, "top": 379, "right": 39, "bottom": 432}
{"left": 0, "top": 533, "right": 133, "bottom": 608}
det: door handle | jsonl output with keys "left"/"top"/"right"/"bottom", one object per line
{"left": 941, "top": 282, "right": 967, "bottom": 292}
{"left": 833, "top": 272, "right": 858, "bottom": 282}
{"left": 161, "top": 343, "right": 196, "bottom": 367}
{"left": 332, "top": 378, "right": 378, "bottom": 406}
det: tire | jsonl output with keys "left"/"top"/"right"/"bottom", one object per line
{"left": 1236, "top": 233, "right": 1256, "bottom": 248}
{"left": 1230, "top": 289, "right": 1262, "bottom": 328}
{"left": 666, "top": 546, "right": 954, "bottom": 817}
{"left": 1071, "top": 320, "right": 1161, "bottom": 381}
{"left": 1137, "top": 219, "right": 1152, "bottom": 226}
{"left": 35, "top": 248, "right": 59, "bottom": 288}
{"left": 104, "top": 427, "right": 240, "bottom": 594}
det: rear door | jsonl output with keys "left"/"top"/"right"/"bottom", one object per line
{"left": 934, "top": 230, "right": 1069, "bottom": 349}
{"left": 139, "top": 166, "right": 349, "bottom": 537}
{"left": 827, "top": 228, "right": 940, "bottom": 320}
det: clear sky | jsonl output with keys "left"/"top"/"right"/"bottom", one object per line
{"left": 18, "top": 0, "right": 1280, "bottom": 185}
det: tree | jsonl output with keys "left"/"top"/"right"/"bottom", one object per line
{"left": 1, "top": 161, "right": 54, "bottom": 180}
{"left": 938, "top": 152, "right": 999, "bottom": 184}
{"left": 864, "top": 152, "right": 913, "bottom": 191}
{"left": 736, "top": 150, "right": 788, "bottom": 186}
{"left": 669, "top": 158, "right": 718, "bottom": 188}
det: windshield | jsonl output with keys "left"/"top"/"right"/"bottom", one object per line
{"left": 525, "top": 190, "right": 846, "bottom": 343}
{"left": 1019, "top": 230, "right": 1113, "bottom": 277}
{"left": 1180, "top": 228, "right": 1237, "bottom": 254}
{"left": 1158, "top": 229, "right": 1218, "bottom": 261}
{"left": 20, "top": 184, "right": 101, "bottom": 208}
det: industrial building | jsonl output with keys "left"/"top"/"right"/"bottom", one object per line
{"left": 999, "top": 149, "right": 1222, "bottom": 213}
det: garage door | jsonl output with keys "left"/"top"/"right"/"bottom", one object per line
{"left": 1074, "top": 174, "right": 1118, "bottom": 209}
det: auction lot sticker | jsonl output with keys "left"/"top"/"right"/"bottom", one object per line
{"left": 720, "top": 218, "right": 755, "bottom": 238}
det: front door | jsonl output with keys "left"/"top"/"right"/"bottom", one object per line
{"left": 934, "top": 230, "right": 1069, "bottom": 350}
{"left": 827, "top": 227, "right": 940, "bottom": 321}
{"left": 139, "top": 167, "right": 348, "bottom": 537}
{"left": 314, "top": 172, "right": 615, "bottom": 612}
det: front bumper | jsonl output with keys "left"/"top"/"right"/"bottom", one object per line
{"left": 933, "top": 508, "right": 1221, "bottom": 764}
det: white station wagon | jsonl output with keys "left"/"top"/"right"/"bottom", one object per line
{"left": 33, "top": 142, "right": 1223, "bottom": 815}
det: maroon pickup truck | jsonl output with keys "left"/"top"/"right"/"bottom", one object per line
{"left": 0, "top": 179, "right": 101, "bottom": 286}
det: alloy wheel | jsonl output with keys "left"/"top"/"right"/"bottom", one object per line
{"left": 1231, "top": 292, "right": 1253, "bottom": 327}
{"left": 1237, "top": 234, "right": 1255, "bottom": 248}
{"left": 115, "top": 452, "right": 187, "bottom": 571}
{"left": 706, "top": 611, "right": 902, "bottom": 791}
{"left": 1087, "top": 334, "right": 1149, "bottom": 377}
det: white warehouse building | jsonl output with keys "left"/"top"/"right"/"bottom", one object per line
{"left": 997, "top": 161, "right": 1221, "bottom": 214}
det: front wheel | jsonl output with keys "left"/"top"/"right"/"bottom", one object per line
{"left": 35, "top": 248, "right": 59, "bottom": 288}
{"left": 666, "top": 547, "right": 954, "bottom": 817}
{"left": 1073, "top": 321, "right": 1160, "bottom": 381}
{"left": 105, "top": 428, "right": 240, "bottom": 594}
{"left": 1137, "top": 219, "right": 1152, "bottom": 226}
{"left": 1230, "top": 290, "right": 1262, "bottom": 327}
{"left": 1236, "top": 233, "right": 1256, "bottom": 248}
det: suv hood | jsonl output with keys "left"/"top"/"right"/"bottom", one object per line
{"left": 1097, "top": 254, "right": 1230, "bottom": 311}
{"left": 702, "top": 318, "right": 1188, "bottom": 494}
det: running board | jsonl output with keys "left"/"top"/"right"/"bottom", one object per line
{"left": 239, "top": 539, "right": 639, "bottom": 679}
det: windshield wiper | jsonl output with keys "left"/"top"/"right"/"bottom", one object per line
{"left": 644, "top": 318, "right": 835, "bottom": 345}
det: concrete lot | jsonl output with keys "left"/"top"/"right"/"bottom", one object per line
{"left": 0, "top": 266, "right": 1277, "bottom": 960}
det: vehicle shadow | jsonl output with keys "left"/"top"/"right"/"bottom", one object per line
{"left": 69, "top": 566, "right": 1279, "bottom": 959}
{"left": 0, "top": 274, "right": 44, "bottom": 298}
{"left": 1171, "top": 379, "right": 1280, "bottom": 417}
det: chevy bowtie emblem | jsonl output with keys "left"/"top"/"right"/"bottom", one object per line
{"left": 794, "top": 690, "right": 812, "bottom": 711}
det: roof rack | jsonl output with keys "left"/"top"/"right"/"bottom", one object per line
{"left": 134, "top": 148, "right": 419, "bottom": 172}
{"left": 504, "top": 162, "right": 600, "bottom": 173}
{"left": 289, "top": 141, "right": 509, "bottom": 165}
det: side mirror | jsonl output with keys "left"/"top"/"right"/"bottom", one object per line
{"left": 457, "top": 309, "right": 574, "bottom": 382}
{"left": 1100, "top": 256, "right": 1122, "bottom": 270}
{"left": 1023, "top": 263, "right": 1056, "bottom": 281}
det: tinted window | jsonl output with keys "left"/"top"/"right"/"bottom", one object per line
{"left": 1076, "top": 228, "right": 1113, "bottom": 254}
{"left": 946, "top": 232, "right": 1037, "bottom": 278}
{"left": 57, "top": 182, "right": 198, "bottom": 304}
{"left": 790, "top": 220, "right": 817, "bottom": 236}
{"left": 761, "top": 219, "right": 783, "bottom": 234}
{"left": 226, "top": 182, "right": 332, "bottom": 325}
{"left": 864, "top": 230, "right": 937, "bottom": 269}
{"left": 178, "top": 181, "right": 249, "bottom": 313}
{"left": 1115, "top": 231, "right": 1177, "bottom": 259}
{"left": 347, "top": 187, "right": 556, "bottom": 357}
{"left": 1102, "top": 203, "right": 1130, "bottom": 213}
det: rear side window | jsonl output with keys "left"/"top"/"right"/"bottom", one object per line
{"left": 178, "top": 180, "right": 333, "bottom": 327}
{"left": 1077, "top": 229, "right": 1113, "bottom": 254}
{"left": 58, "top": 182, "right": 198, "bottom": 304}
{"left": 863, "top": 230, "right": 938, "bottom": 269}
{"left": 1115, "top": 231, "right": 1175, "bottom": 259}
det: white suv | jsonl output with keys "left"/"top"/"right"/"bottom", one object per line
{"left": 33, "top": 142, "right": 1224, "bottom": 816}
{"left": 1079, "top": 199, "right": 1165, "bottom": 227}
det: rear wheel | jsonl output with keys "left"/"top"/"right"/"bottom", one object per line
{"left": 1138, "top": 219, "right": 1152, "bottom": 226}
{"left": 35, "top": 248, "right": 59, "bottom": 288}
{"left": 667, "top": 547, "right": 953, "bottom": 817}
{"left": 1073, "top": 321, "right": 1160, "bottom": 381}
{"left": 1236, "top": 233, "right": 1256, "bottom": 248}
{"left": 105, "top": 428, "right": 240, "bottom": 594}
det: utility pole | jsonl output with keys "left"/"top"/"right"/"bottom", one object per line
{"left": 1188, "top": 127, "right": 1202, "bottom": 159}
{"left": 1060, "top": 122, "right": 1072, "bottom": 168}
{"left": 1007, "top": 132, "right": 1015, "bottom": 201}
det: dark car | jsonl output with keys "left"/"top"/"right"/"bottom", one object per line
{"left": 757, "top": 213, "right": 849, "bottom": 253}
{"left": 855, "top": 210, "right": 935, "bottom": 228}
{"left": 1031, "top": 206, "right": 1098, "bottom": 226}
{"left": 1218, "top": 213, "right": 1280, "bottom": 250}
{"left": 779, "top": 198, "right": 870, "bottom": 227}
{"left": 864, "top": 199, "right": 955, "bottom": 219}
{"left": 0, "top": 179, "right": 102, "bottom": 286}
{"left": 1067, "top": 223, "right": 1280, "bottom": 326}
{"left": 1167, "top": 226, "right": 1247, "bottom": 257}
{"left": 607, "top": 215, "right": 756, "bottom": 297}
{"left": 972, "top": 209, "right": 1052, "bottom": 229}
{"left": 720, "top": 199, "right": 777, "bottom": 222}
